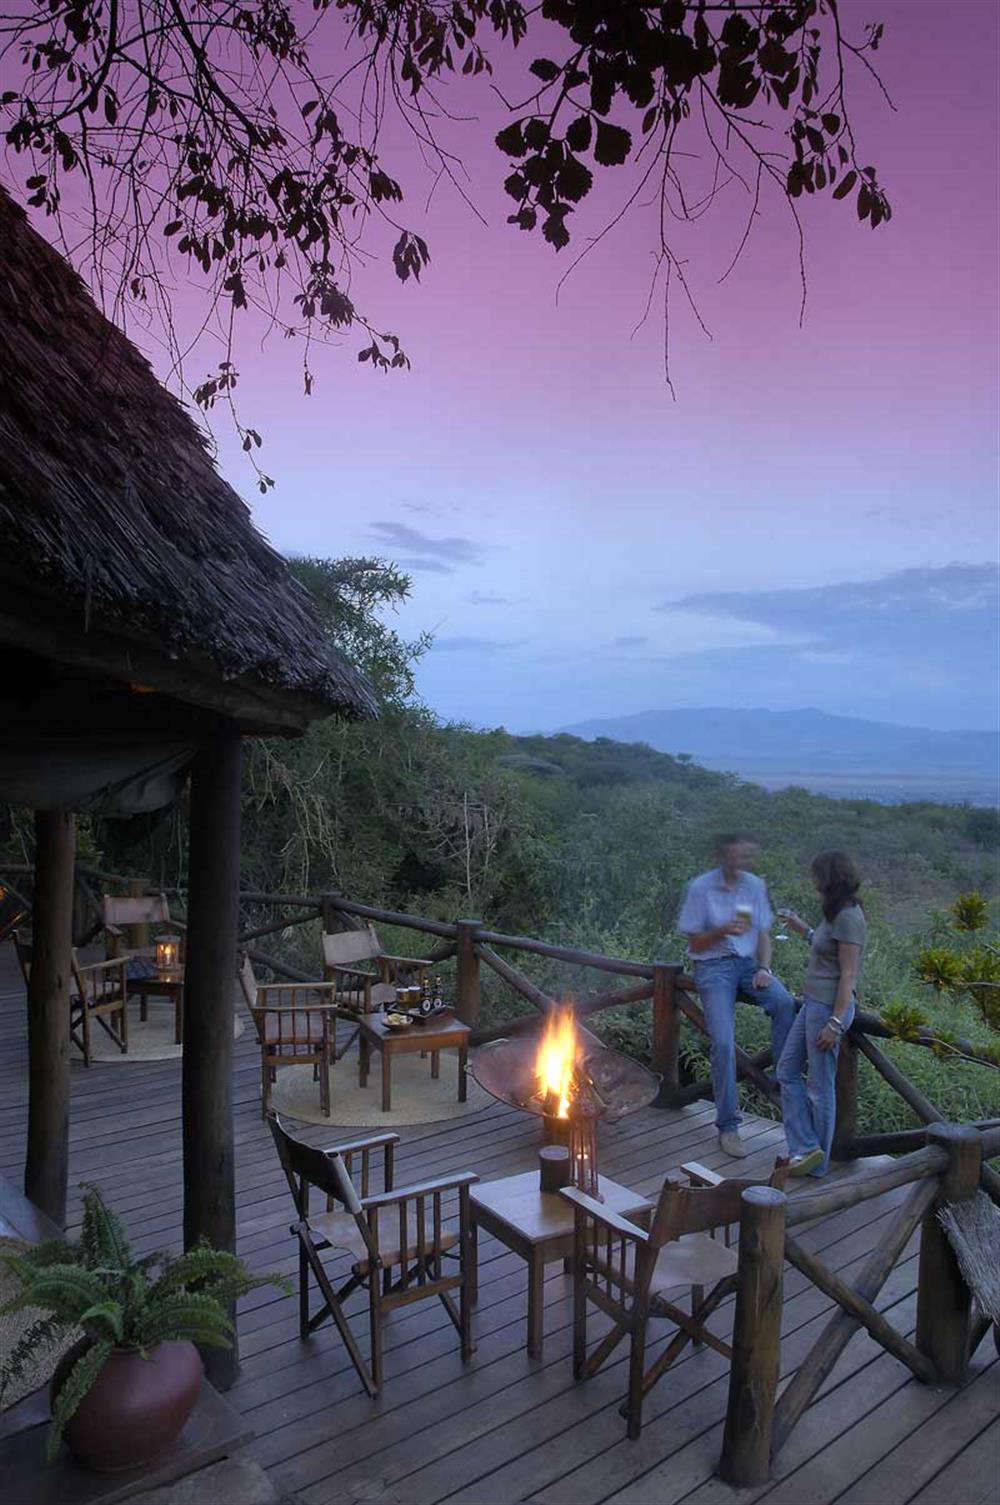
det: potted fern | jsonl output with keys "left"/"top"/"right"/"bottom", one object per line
{"left": 0, "top": 1182, "right": 287, "bottom": 1470}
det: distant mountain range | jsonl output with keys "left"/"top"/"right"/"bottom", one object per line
{"left": 558, "top": 708, "right": 1000, "bottom": 805}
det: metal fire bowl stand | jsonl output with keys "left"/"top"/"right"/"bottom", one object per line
{"left": 469, "top": 1036, "right": 661, "bottom": 1124}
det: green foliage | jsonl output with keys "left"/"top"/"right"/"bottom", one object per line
{"left": 950, "top": 891, "right": 989, "bottom": 932}
{"left": 879, "top": 1000, "right": 930, "bottom": 1042}
{"left": 0, "top": 1183, "right": 288, "bottom": 1460}
{"left": 914, "top": 947, "right": 965, "bottom": 994}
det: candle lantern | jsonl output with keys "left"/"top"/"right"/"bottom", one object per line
{"left": 569, "top": 1107, "right": 602, "bottom": 1201}
{"left": 155, "top": 934, "right": 181, "bottom": 971}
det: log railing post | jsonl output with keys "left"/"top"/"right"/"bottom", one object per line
{"left": 831, "top": 1034, "right": 859, "bottom": 1162}
{"left": 455, "top": 919, "right": 483, "bottom": 1028}
{"left": 25, "top": 809, "right": 76, "bottom": 1228}
{"left": 182, "top": 737, "right": 242, "bottom": 1390}
{"left": 718, "top": 1185, "right": 787, "bottom": 1486}
{"left": 916, "top": 1122, "right": 982, "bottom": 1384}
{"left": 651, "top": 963, "right": 681, "bottom": 1108}
{"left": 127, "top": 874, "right": 151, "bottom": 952}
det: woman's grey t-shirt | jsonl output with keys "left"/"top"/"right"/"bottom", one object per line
{"left": 804, "top": 904, "right": 867, "bottom": 1006}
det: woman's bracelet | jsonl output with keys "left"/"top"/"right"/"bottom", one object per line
{"left": 805, "top": 926, "right": 815, "bottom": 943}
{"left": 826, "top": 1016, "right": 845, "bottom": 1034}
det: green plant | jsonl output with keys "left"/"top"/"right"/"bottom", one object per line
{"left": 0, "top": 1183, "right": 289, "bottom": 1460}
{"left": 914, "top": 947, "right": 965, "bottom": 994}
{"left": 880, "top": 1000, "right": 931, "bottom": 1043}
{"left": 950, "top": 892, "right": 989, "bottom": 932}
{"left": 963, "top": 945, "right": 1000, "bottom": 1032}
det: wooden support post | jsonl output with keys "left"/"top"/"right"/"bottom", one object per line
{"left": 831, "top": 1035, "right": 859, "bottom": 1162}
{"left": 127, "top": 874, "right": 151, "bottom": 952}
{"left": 182, "top": 738, "right": 242, "bottom": 1391}
{"left": 718, "top": 1185, "right": 786, "bottom": 1486}
{"left": 651, "top": 963, "right": 681, "bottom": 1108}
{"left": 455, "top": 919, "right": 482, "bottom": 1028}
{"left": 916, "top": 1122, "right": 982, "bottom": 1384}
{"left": 25, "top": 810, "right": 76, "bottom": 1228}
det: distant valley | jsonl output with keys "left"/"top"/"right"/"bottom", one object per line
{"left": 558, "top": 707, "right": 999, "bottom": 806}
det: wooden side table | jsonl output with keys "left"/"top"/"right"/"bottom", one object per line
{"left": 129, "top": 968, "right": 185, "bottom": 1044}
{"left": 469, "top": 1170, "right": 652, "bottom": 1358}
{"left": 357, "top": 1011, "right": 470, "bottom": 1113}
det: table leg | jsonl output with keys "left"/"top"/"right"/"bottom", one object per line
{"left": 359, "top": 1035, "right": 369, "bottom": 1088}
{"left": 430, "top": 1049, "right": 440, "bottom": 1080}
{"left": 458, "top": 1043, "right": 468, "bottom": 1103}
{"left": 140, "top": 992, "right": 148, "bottom": 1024}
{"left": 382, "top": 1047, "right": 392, "bottom": 1113}
{"left": 527, "top": 1249, "right": 545, "bottom": 1359}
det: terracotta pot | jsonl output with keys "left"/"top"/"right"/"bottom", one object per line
{"left": 51, "top": 1338, "right": 203, "bottom": 1471}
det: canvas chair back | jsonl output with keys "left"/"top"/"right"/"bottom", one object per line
{"left": 12, "top": 929, "right": 31, "bottom": 986}
{"left": 322, "top": 924, "right": 381, "bottom": 970}
{"left": 102, "top": 893, "right": 171, "bottom": 928}
{"left": 268, "top": 1113, "right": 365, "bottom": 1222}
{"left": 238, "top": 953, "right": 258, "bottom": 1015}
{"left": 649, "top": 1161, "right": 789, "bottom": 1248}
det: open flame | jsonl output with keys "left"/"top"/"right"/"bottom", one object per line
{"left": 535, "top": 1007, "right": 581, "bottom": 1118}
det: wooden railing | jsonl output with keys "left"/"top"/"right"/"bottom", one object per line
{"left": 719, "top": 1120, "right": 1000, "bottom": 1484}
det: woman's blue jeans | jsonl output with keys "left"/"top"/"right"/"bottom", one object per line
{"left": 777, "top": 995, "right": 856, "bottom": 1174}
{"left": 692, "top": 956, "right": 795, "bottom": 1134}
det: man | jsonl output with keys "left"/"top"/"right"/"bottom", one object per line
{"left": 677, "top": 834, "right": 795, "bottom": 1158}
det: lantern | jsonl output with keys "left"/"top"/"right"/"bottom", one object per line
{"left": 569, "top": 1106, "right": 602, "bottom": 1201}
{"left": 156, "top": 934, "right": 181, "bottom": 972}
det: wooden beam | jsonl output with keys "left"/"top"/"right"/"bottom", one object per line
{"left": 651, "top": 964, "right": 682, "bottom": 1107}
{"left": 182, "top": 738, "right": 242, "bottom": 1390}
{"left": 718, "top": 1186, "right": 786, "bottom": 1485}
{"left": 455, "top": 920, "right": 483, "bottom": 1027}
{"left": 24, "top": 810, "right": 75, "bottom": 1228}
{"left": 855, "top": 1033, "right": 942, "bottom": 1124}
{"left": 916, "top": 1123, "right": 982, "bottom": 1384}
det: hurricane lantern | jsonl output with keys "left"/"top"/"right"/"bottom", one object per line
{"left": 156, "top": 934, "right": 181, "bottom": 971}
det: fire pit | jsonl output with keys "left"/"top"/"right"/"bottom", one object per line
{"left": 469, "top": 1009, "right": 660, "bottom": 1199}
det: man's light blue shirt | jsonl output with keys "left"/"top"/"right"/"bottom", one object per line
{"left": 677, "top": 868, "right": 773, "bottom": 960}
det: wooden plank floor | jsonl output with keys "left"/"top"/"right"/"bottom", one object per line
{"left": 0, "top": 947, "right": 995, "bottom": 1504}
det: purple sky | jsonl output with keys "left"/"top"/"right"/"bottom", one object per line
{"left": 194, "top": 1, "right": 998, "bottom": 731}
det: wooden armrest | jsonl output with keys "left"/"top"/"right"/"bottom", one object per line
{"left": 559, "top": 1186, "right": 650, "bottom": 1243}
{"left": 362, "top": 1170, "right": 479, "bottom": 1211}
{"left": 680, "top": 1161, "right": 725, "bottom": 1187}
{"left": 324, "top": 1132, "right": 400, "bottom": 1158}
{"left": 104, "top": 922, "right": 125, "bottom": 937}
{"left": 257, "top": 980, "right": 335, "bottom": 995}
{"left": 379, "top": 954, "right": 434, "bottom": 969}
{"left": 326, "top": 964, "right": 378, "bottom": 981}
{"left": 77, "top": 956, "right": 128, "bottom": 977}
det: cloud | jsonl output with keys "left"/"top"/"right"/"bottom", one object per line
{"left": 608, "top": 634, "right": 647, "bottom": 649}
{"left": 369, "top": 520, "right": 482, "bottom": 565}
{"left": 400, "top": 501, "right": 460, "bottom": 517}
{"left": 433, "top": 635, "right": 527, "bottom": 654}
{"left": 394, "top": 556, "right": 455, "bottom": 575}
{"left": 468, "top": 590, "right": 516, "bottom": 606}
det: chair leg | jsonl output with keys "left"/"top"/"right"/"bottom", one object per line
{"left": 261, "top": 1056, "right": 270, "bottom": 1119}
{"left": 302, "top": 1233, "right": 377, "bottom": 1397}
{"left": 299, "top": 1242, "right": 310, "bottom": 1338}
{"left": 82, "top": 1004, "right": 92, "bottom": 1067}
{"left": 319, "top": 1054, "right": 331, "bottom": 1117}
{"left": 626, "top": 1310, "right": 648, "bottom": 1441}
{"left": 692, "top": 1283, "right": 704, "bottom": 1345}
{"left": 369, "top": 1275, "right": 384, "bottom": 1392}
{"left": 572, "top": 1263, "right": 588, "bottom": 1379}
{"left": 460, "top": 1230, "right": 475, "bottom": 1360}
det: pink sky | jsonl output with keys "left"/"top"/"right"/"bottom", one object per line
{"left": 155, "top": 1, "right": 999, "bottom": 729}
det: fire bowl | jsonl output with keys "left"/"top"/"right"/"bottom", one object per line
{"left": 469, "top": 1035, "right": 660, "bottom": 1124}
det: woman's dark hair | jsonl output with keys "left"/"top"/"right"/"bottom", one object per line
{"left": 811, "top": 850, "right": 862, "bottom": 921}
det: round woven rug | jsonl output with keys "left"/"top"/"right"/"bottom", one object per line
{"left": 268, "top": 1052, "right": 493, "bottom": 1127}
{"left": 87, "top": 1001, "right": 244, "bottom": 1064}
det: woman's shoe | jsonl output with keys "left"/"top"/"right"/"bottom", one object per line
{"left": 787, "top": 1148, "right": 825, "bottom": 1177}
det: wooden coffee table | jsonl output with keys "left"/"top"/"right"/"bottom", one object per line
{"left": 469, "top": 1170, "right": 652, "bottom": 1358}
{"left": 357, "top": 1011, "right": 470, "bottom": 1113}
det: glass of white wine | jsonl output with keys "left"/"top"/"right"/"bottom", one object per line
{"left": 774, "top": 906, "right": 791, "bottom": 942}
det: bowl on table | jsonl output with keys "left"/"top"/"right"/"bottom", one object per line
{"left": 383, "top": 1012, "right": 414, "bottom": 1031}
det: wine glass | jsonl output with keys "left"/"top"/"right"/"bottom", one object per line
{"left": 774, "top": 907, "right": 792, "bottom": 942}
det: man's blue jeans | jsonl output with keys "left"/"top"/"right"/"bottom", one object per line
{"left": 777, "top": 996, "right": 856, "bottom": 1175}
{"left": 692, "top": 956, "right": 795, "bottom": 1134}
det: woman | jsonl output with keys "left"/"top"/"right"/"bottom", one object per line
{"left": 777, "top": 851, "right": 866, "bottom": 1177}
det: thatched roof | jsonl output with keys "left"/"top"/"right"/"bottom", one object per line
{"left": 0, "top": 187, "right": 376, "bottom": 733}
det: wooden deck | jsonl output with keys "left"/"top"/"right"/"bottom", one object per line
{"left": 0, "top": 948, "right": 995, "bottom": 1505}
